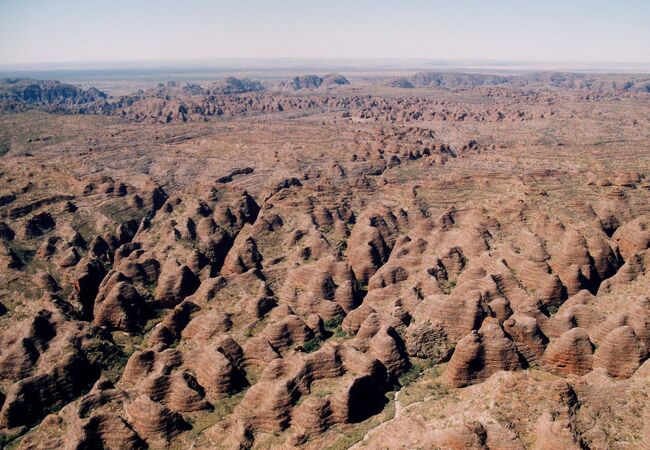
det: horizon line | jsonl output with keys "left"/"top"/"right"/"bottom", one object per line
{"left": 2, "top": 56, "right": 650, "bottom": 71}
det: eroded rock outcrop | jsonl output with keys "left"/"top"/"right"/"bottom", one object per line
{"left": 155, "top": 258, "right": 200, "bottom": 307}
{"left": 593, "top": 326, "right": 647, "bottom": 378}
{"left": 444, "top": 318, "right": 523, "bottom": 387}
{"left": 0, "top": 350, "right": 97, "bottom": 428}
{"left": 124, "top": 395, "right": 188, "bottom": 445}
{"left": 543, "top": 328, "right": 594, "bottom": 376}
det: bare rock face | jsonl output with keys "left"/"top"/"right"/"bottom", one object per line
{"left": 0, "top": 241, "right": 21, "bottom": 269}
{"left": 279, "top": 74, "right": 349, "bottom": 91}
{"left": 644, "top": 399, "right": 650, "bottom": 449}
{"left": 221, "top": 235, "right": 263, "bottom": 275}
{"left": 154, "top": 258, "right": 200, "bottom": 307}
{"left": 430, "top": 421, "right": 490, "bottom": 449}
{"left": 93, "top": 281, "right": 144, "bottom": 331}
{"left": 0, "top": 350, "right": 97, "bottom": 428}
{"left": 444, "top": 318, "right": 523, "bottom": 387}
{"left": 185, "top": 344, "right": 247, "bottom": 398}
{"left": 0, "top": 310, "right": 57, "bottom": 380}
{"left": 118, "top": 345, "right": 211, "bottom": 417}
{"left": 342, "top": 304, "right": 376, "bottom": 335}
{"left": 73, "top": 257, "right": 107, "bottom": 319}
{"left": 543, "top": 295, "right": 601, "bottom": 339}
{"left": 533, "top": 411, "right": 584, "bottom": 450}
{"left": 543, "top": 328, "right": 594, "bottom": 376}
{"left": 35, "top": 236, "right": 60, "bottom": 261}
{"left": 124, "top": 395, "right": 188, "bottom": 445}
{"left": 599, "top": 252, "right": 647, "bottom": 292}
{"left": 347, "top": 207, "right": 407, "bottom": 284}
{"left": 260, "top": 314, "right": 315, "bottom": 354}
{"left": 76, "top": 412, "right": 147, "bottom": 450}
{"left": 121, "top": 348, "right": 183, "bottom": 386}
{"left": 149, "top": 300, "right": 200, "bottom": 346}
{"left": 593, "top": 326, "right": 647, "bottom": 378}
{"left": 366, "top": 324, "right": 409, "bottom": 377}
{"left": 20, "top": 212, "right": 56, "bottom": 239}
{"left": 549, "top": 229, "right": 600, "bottom": 295}
{"left": 236, "top": 344, "right": 387, "bottom": 433}
{"left": 586, "top": 231, "right": 620, "bottom": 280}
{"left": 405, "top": 320, "right": 453, "bottom": 362}
{"left": 34, "top": 271, "right": 60, "bottom": 292}
{"left": 133, "top": 370, "right": 211, "bottom": 414}
{"left": 184, "top": 275, "right": 227, "bottom": 305}
{"left": 291, "top": 396, "right": 333, "bottom": 436}
{"left": 503, "top": 313, "right": 548, "bottom": 365}
{"left": 182, "top": 310, "right": 232, "bottom": 341}
{"left": 115, "top": 250, "right": 160, "bottom": 284}
{"left": 613, "top": 215, "right": 650, "bottom": 260}
{"left": 165, "top": 371, "right": 212, "bottom": 412}
{"left": 12, "top": 378, "right": 146, "bottom": 450}
{"left": 428, "top": 291, "right": 488, "bottom": 342}
{"left": 279, "top": 257, "right": 356, "bottom": 319}
{"left": 590, "top": 298, "right": 650, "bottom": 349}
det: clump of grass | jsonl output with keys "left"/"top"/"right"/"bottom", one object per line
{"left": 244, "top": 318, "right": 267, "bottom": 338}
{"left": 142, "top": 281, "right": 157, "bottom": 296}
{"left": 324, "top": 316, "right": 343, "bottom": 329}
{"left": 427, "top": 382, "right": 451, "bottom": 400}
{"left": 356, "top": 280, "right": 368, "bottom": 293}
{"left": 324, "top": 316, "right": 347, "bottom": 339}
{"left": 0, "top": 428, "right": 27, "bottom": 450}
{"left": 142, "top": 308, "right": 167, "bottom": 334}
{"left": 302, "top": 339, "right": 321, "bottom": 353}
{"left": 546, "top": 305, "right": 559, "bottom": 316}
{"left": 398, "top": 363, "right": 422, "bottom": 387}
{"left": 245, "top": 365, "right": 262, "bottom": 385}
{"left": 187, "top": 391, "right": 246, "bottom": 436}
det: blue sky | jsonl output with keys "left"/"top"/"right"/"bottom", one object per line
{"left": 0, "top": 0, "right": 649, "bottom": 65}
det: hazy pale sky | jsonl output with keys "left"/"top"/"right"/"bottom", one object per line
{"left": 1, "top": 0, "right": 649, "bottom": 65}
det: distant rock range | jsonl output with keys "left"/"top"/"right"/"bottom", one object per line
{"left": 387, "top": 71, "right": 650, "bottom": 91}
{"left": 0, "top": 73, "right": 351, "bottom": 114}
{"left": 127, "top": 78, "right": 266, "bottom": 98}
{"left": 151, "top": 73, "right": 351, "bottom": 95}
{"left": 147, "top": 73, "right": 351, "bottom": 97}
{"left": 1, "top": 71, "right": 648, "bottom": 123}
{"left": 0, "top": 78, "right": 108, "bottom": 113}
{"left": 386, "top": 72, "right": 512, "bottom": 89}
{"left": 209, "top": 77, "right": 265, "bottom": 95}
{"left": 277, "top": 73, "right": 350, "bottom": 91}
